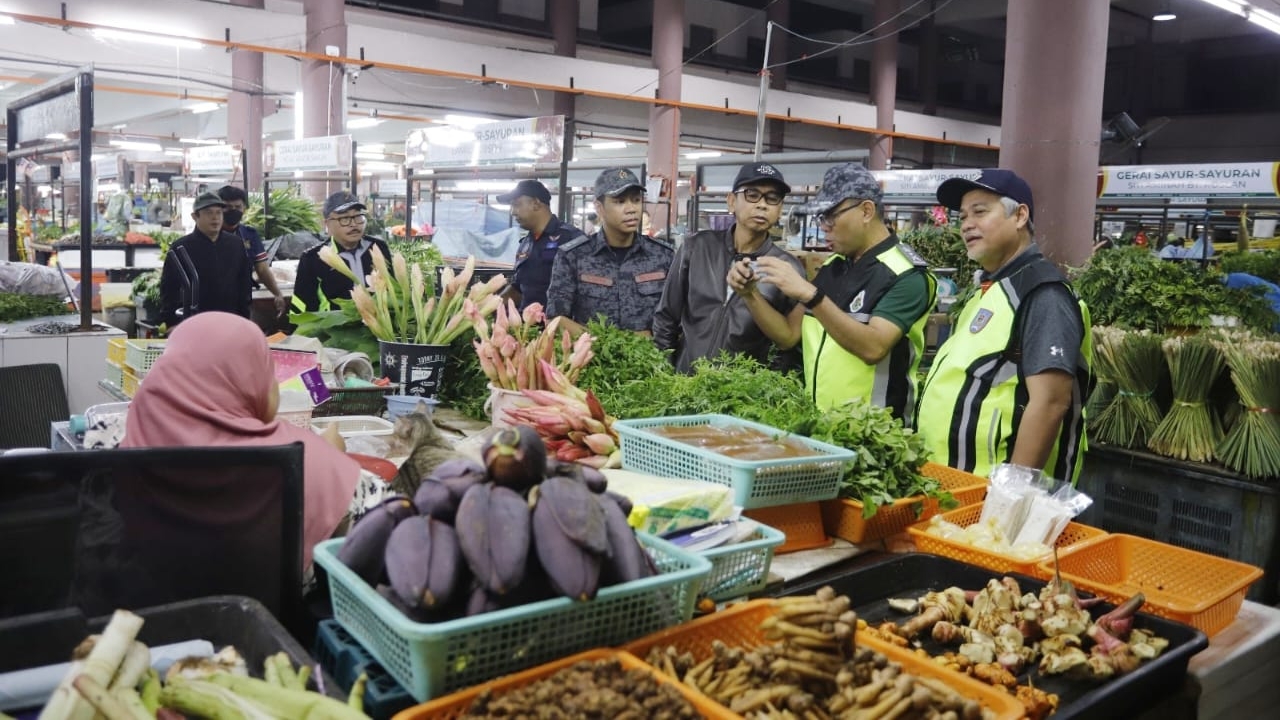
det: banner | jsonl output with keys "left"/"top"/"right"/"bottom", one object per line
{"left": 404, "top": 115, "right": 564, "bottom": 169}
{"left": 184, "top": 144, "right": 242, "bottom": 175}
{"left": 873, "top": 168, "right": 982, "bottom": 200}
{"left": 1098, "top": 162, "right": 1280, "bottom": 200}
{"left": 265, "top": 134, "right": 353, "bottom": 173}
{"left": 377, "top": 179, "right": 408, "bottom": 196}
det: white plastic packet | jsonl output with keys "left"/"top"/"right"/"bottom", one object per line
{"left": 1013, "top": 483, "right": 1094, "bottom": 547}
{"left": 979, "top": 464, "right": 1046, "bottom": 540}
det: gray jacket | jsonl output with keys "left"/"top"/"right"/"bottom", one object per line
{"left": 652, "top": 227, "right": 803, "bottom": 373}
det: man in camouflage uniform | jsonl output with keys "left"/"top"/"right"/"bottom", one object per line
{"left": 546, "top": 167, "right": 675, "bottom": 335}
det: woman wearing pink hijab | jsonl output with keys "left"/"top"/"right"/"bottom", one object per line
{"left": 121, "top": 311, "right": 360, "bottom": 569}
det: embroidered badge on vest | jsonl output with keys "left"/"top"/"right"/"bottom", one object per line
{"left": 970, "top": 308, "right": 994, "bottom": 333}
{"left": 849, "top": 290, "right": 866, "bottom": 314}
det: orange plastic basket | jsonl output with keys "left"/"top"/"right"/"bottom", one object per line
{"left": 821, "top": 462, "right": 989, "bottom": 545}
{"left": 908, "top": 502, "right": 1108, "bottom": 576}
{"left": 623, "top": 600, "right": 1023, "bottom": 720}
{"left": 390, "top": 649, "right": 738, "bottom": 720}
{"left": 1035, "top": 533, "right": 1263, "bottom": 637}
{"left": 744, "top": 501, "right": 832, "bottom": 554}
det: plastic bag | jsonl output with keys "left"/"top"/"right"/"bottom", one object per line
{"left": 978, "top": 463, "right": 1046, "bottom": 540}
{"left": 0, "top": 261, "right": 76, "bottom": 296}
{"left": 1012, "top": 483, "right": 1094, "bottom": 547}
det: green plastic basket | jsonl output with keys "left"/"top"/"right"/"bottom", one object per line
{"left": 698, "top": 522, "right": 786, "bottom": 601}
{"left": 313, "top": 532, "right": 711, "bottom": 703}
{"left": 613, "top": 414, "right": 855, "bottom": 509}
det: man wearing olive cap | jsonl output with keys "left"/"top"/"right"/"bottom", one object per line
{"left": 916, "top": 169, "right": 1092, "bottom": 484}
{"left": 546, "top": 167, "right": 674, "bottom": 335}
{"left": 160, "top": 191, "right": 253, "bottom": 326}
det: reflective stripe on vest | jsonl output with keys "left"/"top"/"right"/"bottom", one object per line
{"left": 801, "top": 244, "right": 934, "bottom": 424}
{"left": 917, "top": 274, "right": 1091, "bottom": 483}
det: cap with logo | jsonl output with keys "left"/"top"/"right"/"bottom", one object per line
{"left": 323, "top": 190, "right": 367, "bottom": 218}
{"left": 936, "top": 169, "right": 1035, "bottom": 220}
{"left": 192, "top": 192, "right": 227, "bottom": 213}
{"left": 496, "top": 179, "right": 553, "bottom": 205}
{"left": 805, "top": 163, "right": 883, "bottom": 215}
{"left": 594, "top": 167, "right": 645, "bottom": 198}
{"left": 732, "top": 162, "right": 791, "bottom": 194}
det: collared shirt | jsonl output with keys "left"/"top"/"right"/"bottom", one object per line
{"left": 978, "top": 244, "right": 1083, "bottom": 377}
{"left": 546, "top": 231, "right": 676, "bottom": 331}
{"left": 292, "top": 235, "right": 390, "bottom": 312}
{"left": 336, "top": 238, "right": 374, "bottom": 284}
{"left": 160, "top": 230, "right": 252, "bottom": 326}
{"left": 231, "top": 224, "right": 268, "bottom": 264}
{"left": 511, "top": 215, "right": 584, "bottom": 310}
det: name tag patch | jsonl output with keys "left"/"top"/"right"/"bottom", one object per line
{"left": 580, "top": 273, "right": 614, "bottom": 287}
{"left": 970, "top": 309, "right": 994, "bottom": 333}
{"left": 635, "top": 271, "right": 666, "bottom": 283}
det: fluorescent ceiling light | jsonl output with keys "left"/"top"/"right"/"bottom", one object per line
{"left": 589, "top": 141, "right": 628, "bottom": 150}
{"left": 444, "top": 114, "right": 496, "bottom": 129}
{"left": 1248, "top": 7, "right": 1280, "bottom": 34}
{"left": 93, "top": 27, "right": 203, "bottom": 50}
{"left": 109, "top": 140, "right": 163, "bottom": 152}
{"left": 1153, "top": 12, "right": 1177, "bottom": 21}
{"left": 186, "top": 102, "right": 220, "bottom": 114}
{"left": 348, "top": 117, "right": 384, "bottom": 129}
{"left": 45, "top": 132, "right": 67, "bottom": 140}
{"left": 1199, "top": 0, "right": 1246, "bottom": 18}
{"left": 180, "top": 137, "right": 223, "bottom": 145}
{"left": 684, "top": 151, "right": 722, "bottom": 159}
{"left": 163, "top": 149, "right": 186, "bottom": 156}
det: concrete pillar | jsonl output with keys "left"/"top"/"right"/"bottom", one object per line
{"left": 302, "top": 0, "right": 347, "bottom": 199}
{"left": 1000, "top": 0, "right": 1109, "bottom": 268}
{"left": 918, "top": 5, "right": 940, "bottom": 167}
{"left": 766, "top": 0, "right": 789, "bottom": 152}
{"left": 229, "top": 0, "right": 265, "bottom": 190}
{"left": 869, "top": 0, "right": 899, "bottom": 171}
{"left": 646, "top": 0, "right": 683, "bottom": 234}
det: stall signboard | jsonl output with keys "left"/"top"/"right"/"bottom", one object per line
{"left": 265, "top": 135, "right": 353, "bottom": 173}
{"left": 873, "top": 168, "right": 982, "bottom": 200}
{"left": 1098, "top": 162, "right": 1280, "bottom": 201}
{"left": 185, "top": 144, "right": 243, "bottom": 176}
{"left": 404, "top": 115, "right": 564, "bottom": 169}
{"left": 377, "top": 178, "right": 408, "bottom": 197}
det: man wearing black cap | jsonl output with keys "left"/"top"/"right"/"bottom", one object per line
{"left": 497, "top": 180, "right": 584, "bottom": 311}
{"left": 292, "top": 190, "right": 392, "bottom": 314}
{"left": 159, "top": 191, "right": 252, "bottom": 327}
{"left": 917, "top": 169, "right": 1092, "bottom": 484}
{"left": 546, "top": 167, "right": 674, "bottom": 335}
{"left": 652, "top": 162, "right": 805, "bottom": 373}
{"left": 729, "top": 163, "right": 935, "bottom": 420}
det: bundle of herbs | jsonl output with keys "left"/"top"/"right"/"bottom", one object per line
{"left": 1215, "top": 336, "right": 1280, "bottom": 479}
{"left": 794, "top": 399, "right": 942, "bottom": 517}
{"left": 575, "top": 316, "right": 674, "bottom": 406}
{"left": 1090, "top": 326, "right": 1166, "bottom": 448}
{"left": 1147, "top": 333, "right": 1227, "bottom": 462}
{"left": 0, "top": 293, "right": 69, "bottom": 323}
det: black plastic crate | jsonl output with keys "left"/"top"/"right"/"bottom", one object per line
{"left": 786, "top": 553, "right": 1208, "bottom": 720}
{"left": 314, "top": 619, "right": 415, "bottom": 720}
{"left": 0, "top": 596, "right": 343, "bottom": 709}
{"left": 1079, "top": 443, "right": 1279, "bottom": 604}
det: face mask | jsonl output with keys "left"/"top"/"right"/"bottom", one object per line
{"left": 223, "top": 209, "right": 244, "bottom": 227}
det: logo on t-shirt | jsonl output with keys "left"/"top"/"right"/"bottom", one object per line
{"left": 848, "top": 290, "right": 866, "bottom": 314}
{"left": 970, "top": 309, "right": 994, "bottom": 333}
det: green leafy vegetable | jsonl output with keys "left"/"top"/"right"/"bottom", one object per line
{"left": 437, "top": 335, "right": 490, "bottom": 421}
{"left": 900, "top": 223, "right": 979, "bottom": 291}
{"left": 1219, "top": 250, "right": 1280, "bottom": 285}
{"left": 1147, "top": 333, "right": 1226, "bottom": 463}
{"left": 0, "top": 293, "right": 70, "bottom": 323}
{"left": 576, "top": 316, "right": 675, "bottom": 408}
{"left": 242, "top": 188, "right": 322, "bottom": 240}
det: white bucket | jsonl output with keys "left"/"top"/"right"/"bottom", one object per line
{"left": 1253, "top": 218, "right": 1277, "bottom": 238}
{"left": 484, "top": 383, "right": 535, "bottom": 428}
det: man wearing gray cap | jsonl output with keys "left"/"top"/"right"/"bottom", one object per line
{"left": 729, "top": 163, "right": 935, "bottom": 421}
{"left": 160, "top": 191, "right": 253, "bottom": 327}
{"left": 917, "top": 169, "right": 1091, "bottom": 484}
{"left": 546, "top": 167, "right": 674, "bottom": 335}
{"left": 292, "top": 190, "right": 392, "bottom": 314}
{"left": 653, "top": 161, "right": 806, "bottom": 373}
{"left": 497, "top": 179, "right": 584, "bottom": 311}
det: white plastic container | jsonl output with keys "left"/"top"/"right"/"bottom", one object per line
{"left": 310, "top": 415, "right": 395, "bottom": 438}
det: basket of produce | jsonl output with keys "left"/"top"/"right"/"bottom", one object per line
{"left": 908, "top": 502, "right": 1108, "bottom": 576}
{"left": 314, "top": 432, "right": 712, "bottom": 702}
{"left": 613, "top": 414, "right": 855, "bottom": 509}
{"left": 697, "top": 521, "right": 786, "bottom": 601}
{"left": 821, "top": 462, "right": 988, "bottom": 545}
{"left": 783, "top": 553, "right": 1210, "bottom": 720}
{"left": 315, "top": 385, "right": 400, "bottom": 418}
{"left": 107, "top": 337, "right": 127, "bottom": 365}
{"left": 1035, "top": 533, "right": 1263, "bottom": 636}
{"left": 124, "top": 338, "right": 166, "bottom": 377}
{"left": 391, "top": 649, "right": 733, "bottom": 720}
{"left": 623, "top": 594, "right": 1024, "bottom": 719}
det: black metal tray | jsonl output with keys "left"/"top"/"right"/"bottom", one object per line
{"left": 786, "top": 553, "right": 1208, "bottom": 720}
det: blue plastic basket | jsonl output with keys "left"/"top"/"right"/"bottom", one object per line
{"left": 613, "top": 414, "right": 855, "bottom": 509}
{"left": 313, "top": 532, "right": 711, "bottom": 703}
{"left": 698, "top": 522, "right": 786, "bottom": 601}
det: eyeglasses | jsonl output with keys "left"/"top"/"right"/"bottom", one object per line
{"left": 329, "top": 214, "right": 367, "bottom": 227}
{"left": 817, "top": 201, "right": 863, "bottom": 229}
{"left": 734, "top": 188, "right": 785, "bottom": 206}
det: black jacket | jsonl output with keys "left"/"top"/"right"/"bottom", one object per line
{"left": 160, "top": 230, "right": 252, "bottom": 326}
{"left": 292, "top": 236, "right": 392, "bottom": 312}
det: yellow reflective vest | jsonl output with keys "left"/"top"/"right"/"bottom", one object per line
{"left": 916, "top": 254, "right": 1092, "bottom": 484}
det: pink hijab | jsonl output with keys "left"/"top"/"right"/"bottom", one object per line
{"left": 122, "top": 312, "right": 359, "bottom": 568}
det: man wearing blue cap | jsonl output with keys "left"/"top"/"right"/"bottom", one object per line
{"left": 497, "top": 179, "right": 584, "bottom": 311}
{"left": 729, "top": 162, "right": 935, "bottom": 421}
{"left": 916, "top": 169, "right": 1092, "bottom": 484}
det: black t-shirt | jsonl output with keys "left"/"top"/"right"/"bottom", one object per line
{"left": 160, "top": 230, "right": 252, "bottom": 325}
{"left": 982, "top": 245, "right": 1083, "bottom": 377}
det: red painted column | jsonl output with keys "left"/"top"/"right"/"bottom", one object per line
{"left": 869, "top": 0, "right": 899, "bottom": 170}
{"left": 302, "top": 0, "right": 347, "bottom": 199}
{"left": 999, "top": 0, "right": 1109, "bottom": 268}
{"left": 228, "top": 0, "right": 265, "bottom": 190}
{"left": 646, "top": 0, "right": 684, "bottom": 234}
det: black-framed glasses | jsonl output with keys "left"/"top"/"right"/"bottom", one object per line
{"left": 734, "top": 188, "right": 785, "bottom": 206}
{"left": 329, "top": 214, "right": 368, "bottom": 227}
{"left": 817, "top": 200, "right": 863, "bottom": 228}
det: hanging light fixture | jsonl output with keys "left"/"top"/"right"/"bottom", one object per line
{"left": 1153, "top": 1, "right": 1177, "bottom": 21}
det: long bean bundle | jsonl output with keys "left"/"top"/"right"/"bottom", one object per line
{"left": 1091, "top": 327, "right": 1165, "bottom": 448}
{"left": 1148, "top": 334, "right": 1226, "bottom": 462}
{"left": 1216, "top": 339, "right": 1280, "bottom": 480}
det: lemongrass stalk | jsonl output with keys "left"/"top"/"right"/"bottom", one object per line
{"left": 107, "top": 642, "right": 149, "bottom": 693}
{"left": 70, "top": 675, "right": 138, "bottom": 720}
{"left": 205, "top": 674, "right": 368, "bottom": 720}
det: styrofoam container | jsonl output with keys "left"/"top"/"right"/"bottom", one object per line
{"left": 311, "top": 415, "right": 395, "bottom": 438}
